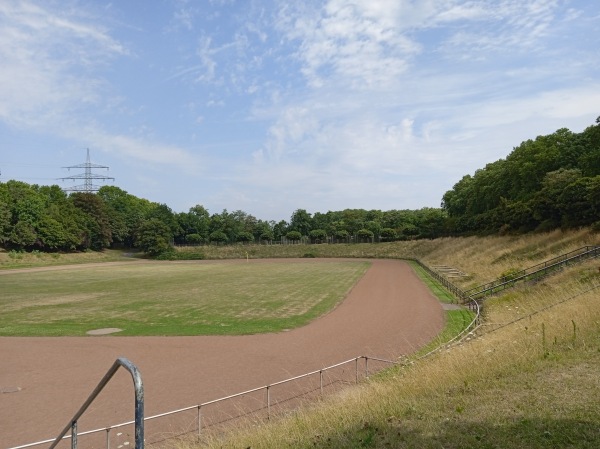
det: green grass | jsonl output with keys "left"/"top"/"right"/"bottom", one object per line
{"left": 403, "top": 260, "right": 475, "bottom": 356}
{"left": 408, "top": 260, "right": 456, "bottom": 303}
{"left": 0, "top": 260, "right": 369, "bottom": 336}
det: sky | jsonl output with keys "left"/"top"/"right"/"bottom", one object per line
{"left": 1, "top": 0, "right": 599, "bottom": 222}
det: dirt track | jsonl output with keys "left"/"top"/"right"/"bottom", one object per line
{"left": 0, "top": 259, "right": 444, "bottom": 448}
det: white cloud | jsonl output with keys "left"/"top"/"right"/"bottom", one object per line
{"left": 0, "top": 0, "right": 198, "bottom": 174}
{"left": 0, "top": 1, "right": 122, "bottom": 127}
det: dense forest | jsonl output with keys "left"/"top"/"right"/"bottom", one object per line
{"left": 1, "top": 117, "right": 598, "bottom": 256}
{"left": 442, "top": 116, "right": 600, "bottom": 234}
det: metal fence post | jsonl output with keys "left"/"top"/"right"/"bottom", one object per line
{"left": 365, "top": 357, "right": 369, "bottom": 378}
{"left": 197, "top": 405, "right": 202, "bottom": 437}
{"left": 266, "top": 386, "right": 271, "bottom": 420}
{"left": 319, "top": 370, "right": 323, "bottom": 395}
{"left": 71, "top": 421, "right": 77, "bottom": 449}
{"left": 355, "top": 358, "right": 359, "bottom": 383}
{"left": 106, "top": 428, "right": 110, "bottom": 449}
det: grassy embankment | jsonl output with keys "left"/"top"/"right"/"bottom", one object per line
{"left": 172, "top": 229, "right": 600, "bottom": 449}
{"left": 0, "top": 248, "right": 136, "bottom": 269}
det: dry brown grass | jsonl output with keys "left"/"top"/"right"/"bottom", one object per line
{"left": 418, "top": 228, "right": 598, "bottom": 288}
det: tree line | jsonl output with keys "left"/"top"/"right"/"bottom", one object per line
{"left": 442, "top": 116, "right": 600, "bottom": 234}
{"left": 2, "top": 116, "right": 598, "bottom": 256}
{"left": 0, "top": 181, "right": 448, "bottom": 255}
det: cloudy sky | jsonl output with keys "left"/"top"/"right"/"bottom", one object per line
{"left": 1, "top": 0, "right": 598, "bottom": 222}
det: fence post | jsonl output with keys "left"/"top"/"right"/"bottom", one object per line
{"left": 71, "top": 421, "right": 77, "bottom": 449}
{"left": 266, "top": 386, "right": 271, "bottom": 420}
{"left": 106, "top": 428, "right": 110, "bottom": 449}
{"left": 197, "top": 405, "right": 202, "bottom": 437}
{"left": 355, "top": 358, "right": 359, "bottom": 383}
{"left": 365, "top": 357, "right": 369, "bottom": 378}
{"left": 319, "top": 370, "right": 323, "bottom": 396}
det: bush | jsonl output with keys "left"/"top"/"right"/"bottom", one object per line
{"left": 237, "top": 231, "right": 255, "bottom": 243}
{"left": 155, "top": 248, "right": 177, "bottom": 260}
{"left": 380, "top": 228, "right": 397, "bottom": 241}
{"left": 186, "top": 233, "right": 204, "bottom": 244}
{"left": 356, "top": 229, "right": 374, "bottom": 243}
{"left": 286, "top": 230, "right": 302, "bottom": 241}
{"left": 209, "top": 230, "right": 228, "bottom": 244}
{"left": 309, "top": 229, "right": 327, "bottom": 243}
{"left": 500, "top": 267, "right": 523, "bottom": 281}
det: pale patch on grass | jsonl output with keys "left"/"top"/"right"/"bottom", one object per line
{"left": 2, "top": 292, "right": 107, "bottom": 312}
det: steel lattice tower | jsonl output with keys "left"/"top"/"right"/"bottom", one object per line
{"left": 61, "top": 149, "right": 115, "bottom": 193}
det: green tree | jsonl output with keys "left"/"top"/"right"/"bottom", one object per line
{"left": 98, "top": 186, "right": 153, "bottom": 247}
{"left": 186, "top": 233, "right": 204, "bottom": 244}
{"left": 0, "top": 200, "right": 10, "bottom": 245}
{"left": 334, "top": 229, "right": 350, "bottom": 242}
{"left": 289, "top": 209, "right": 312, "bottom": 235}
{"left": 259, "top": 229, "right": 274, "bottom": 243}
{"left": 380, "top": 227, "right": 397, "bottom": 241}
{"left": 209, "top": 230, "right": 228, "bottom": 244}
{"left": 356, "top": 229, "right": 374, "bottom": 243}
{"left": 532, "top": 168, "right": 582, "bottom": 228}
{"left": 237, "top": 231, "right": 255, "bottom": 244}
{"left": 135, "top": 218, "right": 172, "bottom": 256}
{"left": 557, "top": 177, "right": 597, "bottom": 227}
{"left": 71, "top": 192, "right": 112, "bottom": 250}
{"left": 309, "top": 229, "right": 327, "bottom": 243}
{"left": 272, "top": 220, "right": 288, "bottom": 241}
{"left": 10, "top": 221, "right": 37, "bottom": 248}
{"left": 285, "top": 230, "right": 302, "bottom": 243}
{"left": 147, "top": 203, "right": 180, "bottom": 237}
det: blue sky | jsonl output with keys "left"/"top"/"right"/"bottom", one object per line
{"left": 1, "top": 0, "right": 599, "bottom": 222}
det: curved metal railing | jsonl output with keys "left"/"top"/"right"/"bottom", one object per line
{"left": 46, "top": 357, "right": 144, "bottom": 449}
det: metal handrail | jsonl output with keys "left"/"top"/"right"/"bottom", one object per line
{"left": 12, "top": 356, "right": 388, "bottom": 449}
{"left": 47, "top": 357, "right": 144, "bottom": 449}
{"left": 464, "top": 246, "right": 600, "bottom": 298}
{"left": 409, "top": 258, "right": 468, "bottom": 302}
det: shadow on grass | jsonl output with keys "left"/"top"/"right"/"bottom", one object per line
{"left": 309, "top": 418, "right": 600, "bottom": 449}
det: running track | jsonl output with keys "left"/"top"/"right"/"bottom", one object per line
{"left": 0, "top": 259, "right": 444, "bottom": 447}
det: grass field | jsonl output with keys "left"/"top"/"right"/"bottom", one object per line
{"left": 0, "top": 260, "right": 369, "bottom": 336}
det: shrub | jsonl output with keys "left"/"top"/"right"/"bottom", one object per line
{"left": 186, "top": 233, "right": 204, "bottom": 244}
{"left": 286, "top": 230, "right": 302, "bottom": 241}
{"left": 500, "top": 267, "right": 523, "bottom": 281}
{"left": 209, "top": 230, "right": 228, "bottom": 244}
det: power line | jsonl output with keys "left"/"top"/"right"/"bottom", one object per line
{"left": 60, "top": 148, "right": 115, "bottom": 193}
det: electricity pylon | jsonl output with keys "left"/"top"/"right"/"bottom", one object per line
{"left": 61, "top": 148, "right": 115, "bottom": 193}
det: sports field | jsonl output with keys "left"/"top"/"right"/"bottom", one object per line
{"left": 0, "top": 259, "right": 369, "bottom": 336}
{"left": 0, "top": 258, "right": 444, "bottom": 448}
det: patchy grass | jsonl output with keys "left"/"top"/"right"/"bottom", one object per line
{"left": 0, "top": 260, "right": 369, "bottom": 336}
